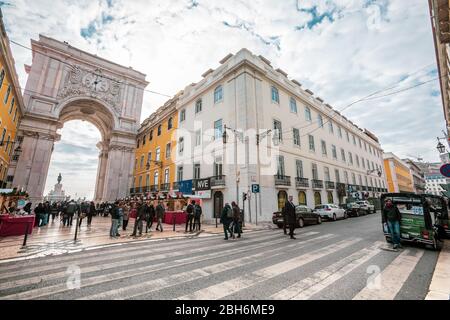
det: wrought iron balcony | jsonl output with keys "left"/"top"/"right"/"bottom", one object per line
{"left": 211, "top": 175, "right": 226, "bottom": 187}
{"left": 274, "top": 175, "right": 291, "bottom": 186}
{"left": 368, "top": 186, "right": 374, "bottom": 191}
{"left": 172, "top": 182, "right": 180, "bottom": 190}
{"left": 150, "top": 185, "right": 159, "bottom": 192}
{"left": 160, "top": 183, "right": 170, "bottom": 191}
{"left": 295, "top": 177, "right": 309, "bottom": 188}
{"left": 325, "top": 181, "right": 335, "bottom": 189}
{"left": 312, "top": 179, "right": 324, "bottom": 189}
{"left": 362, "top": 185, "right": 368, "bottom": 191}
{"left": 129, "top": 188, "right": 135, "bottom": 194}
{"left": 356, "top": 185, "right": 361, "bottom": 191}
{"left": 135, "top": 187, "right": 142, "bottom": 193}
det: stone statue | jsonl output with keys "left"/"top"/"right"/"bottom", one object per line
{"left": 57, "top": 173, "right": 62, "bottom": 184}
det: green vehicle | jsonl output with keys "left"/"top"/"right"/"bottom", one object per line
{"left": 381, "top": 193, "right": 447, "bottom": 250}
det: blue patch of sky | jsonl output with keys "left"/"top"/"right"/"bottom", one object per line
{"left": 295, "top": 5, "right": 335, "bottom": 30}
{"left": 431, "top": 90, "right": 440, "bottom": 97}
{"left": 187, "top": 0, "right": 199, "bottom": 9}
{"left": 222, "top": 20, "right": 280, "bottom": 50}
{"left": 106, "top": 0, "right": 114, "bottom": 9}
{"left": 0, "top": 1, "right": 12, "bottom": 7}
{"left": 80, "top": 12, "right": 114, "bottom": 39}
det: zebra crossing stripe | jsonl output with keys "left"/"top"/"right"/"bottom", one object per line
{"left": 271, "top": 241, "right": 384, "bottom": 300}
{"left": 0, "top": 230, "right": 287, "bottom": 281}
{"left": 1, "top": 232, "right": 326, "bottom": 300}
{"left": 353, "top": 248, "right": 424, "bottom": 300}
{"left": 177, "top": 238, "right": 361, "bottom": 300}
{"left": 77, "top": 234, "right": 336, "bottom": 300}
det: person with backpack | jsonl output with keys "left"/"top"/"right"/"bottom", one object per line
{"left": 193, "top": 201, "right": 203, "bottom": 232}
{"left": 155, "top": 201, "right": 165, "bottom": 232}
{"left": 65, "top": 200, "right": 78, "bottom": 227}
{"left": 220, "top": 203, "right": 233, "bottom": 240}
{"left": 185, "top": 200, "right": 195, "bottom": 232}
{"left": 231, "top": 201, "right": 241, "bottom": 239}
{"left": 146, "top": 201, "right": 155, "bottom": 232}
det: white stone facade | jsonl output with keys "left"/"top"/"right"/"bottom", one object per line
{"left": 170, "top": 49, "right": 387, "bottom": 222}
{"left": 10, "top": 35, "right": 148, "bottom": 203}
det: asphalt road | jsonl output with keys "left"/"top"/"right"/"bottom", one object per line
{"left": 0, "top": 212, "right": 439, "bottom": 300}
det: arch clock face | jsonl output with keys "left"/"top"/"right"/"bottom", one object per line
{"left": 83, "top": 73, "right": 109, "bottom": 93}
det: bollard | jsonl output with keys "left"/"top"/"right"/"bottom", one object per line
{"left": 74, "top": 214, "right": 80, "bottom": 243}
{"left": 21, "top": 222, "right": 30, "bottom": 248}
{"left": 173, "top": 212, "right": 176, "bottom": 232}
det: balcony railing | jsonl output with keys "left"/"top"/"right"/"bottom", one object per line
{"left": 160, "top": 183, "right": 170, "bottom": 191}
{"left": 356, "top": 185, "right": 361, "bottom": 191}
{"left": 129, "top": 188, "right": 135, "bottom": 194}
{"left": 312, "top": 179, "right": 324, "bottom": 189}
{"left": 295, "top": 177, "right": 309, "bottom": 188}
{"left": 211, "top": 175, "right": 226, "bottom": 187}
{"left": 368, "top": 186, "right": 374, "bottom": 191}
{"left": 172, "top": 182, "right": 180, "bottom": 190}
{"left": 274, "top": 175, "right": 291, "bottom": 186}
{"left": 362, "top": 186, "right": 367, "bottom": 191}
{"left": 325, "top": 181, "right": 335, "bottom": 189}
{"left": 135, "top": 187, "right": 142, "bottom": 193}
{"left": 150, "top": 185, "right": 159, "bottom": 192}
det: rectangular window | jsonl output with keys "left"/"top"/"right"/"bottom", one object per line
{"left": 140, "top": 155, "right": 144, "bottom": 169}
{"left": 362, "top": 157, "right": 365, "bottom": 169}
{"left": 293, "top": 128, "right": 300, "bottom": 146}
{"left": 338, "top": 126, "right": 342, "bottom": 138}
{"left": 364, "top": 142, "right": 367, "bottom": 151}
{"left": 308, "top": 135, "right": 315, "bottom": 151}
{"left": 164, "top": 169, "right": 170, "bottom": 183}
{"left": 332, "top": 145, "right": 337, "bottom": 159}
{"left": 356, "top": 155, "right": 360, "bottom": 167}
{"left": 346, "top": 131, "right": 350, "bottom": 142}
{"left": 367, "top": 159, "right": 370, "bottom": 169}
{"left": 353, "top": 135, "right": 356, "bottom": 145}
{"left": 177, "top": 166, "right": 183, "bottom": 181}
{"left": 271, "top": 86, "right": 279, "bottom": 104}
{"left": 13, "top": 108, "right": 18, "bottom": 122}
{"left": 194, "top": 163, "right": 201, "bottom": 179}
{"left": 214, "top": 157, "right": 223, "bottom": 176}
{"left": 318, "top": 114, "right": 324, "bottom": 128}
{"left": 359, "top": 175, "right": 363, "bottom": 186}
{"left": 344, "top": 171, "right": 349, "bottom": 184}
{"left": 321, "top": 140, "right": 327, "bottom": 156}
{"left": 156, "top": 147, "right": 161, "bottom": 161}
{"left": 296, "top": 160, "right": 303, "bottom": 178}
{"left": 9, "top": 97, "right": 14, "bottom": 114}
{"left": 352, "top": 173, "right": 356, "bottom": 185}
{"left": 195, "top": 130, "right": 201, "bottom": 146}
{"left": 214, "top": 119, "right": 223, "bottom": 140}
{"left": 150, "top": 130, "right": 153, "bottom": 141}
{"left": 195, "top": 99, "right": 202, "bottom": 113}
{"left": 305, "top": 107, "right": 312, "bottom": 121}
{"left": 324, "top": 167, "right": 330, "bottom": 181}
{"left": 358, "top": 138, "right": 362, "bottom": 148}
{"left": 312, "top": 163, "right": 319, "bottom": 180}
{"left": 335, "top": 169, "right": 340, "bottom": 183}
{"left": 348, "top": 152, "right": 353, "bottom": 165}
{"left": 148, "top": 152, "right": 152, "bottom": 162}
{"left": 138, "top": 175, "right": 143, "bottom": 188}
{"left": 154, "top": 170, "right": 159, "bottom": 186}
{"left": 165, "top": 143, "right": 171, "bottom": 159}
{"left": 178, "top": 137, "right": 184, "bottom": 154}
{"left": 214, "top": 86, "right": 223, "bottom": 103}
{"left": 290, "top": 97, "right": 297, "bottom": 113}
{"left": 276, "top": 155, "right": 285, "bottom": 176}
{"left": 273, "top": 120, "right": 282, "bottom": 144}
{"left": 4, "top": 85, "right": 11, "bottom": 104}
{"left": 145, "top": 174, "right": 150, "bottom": 187}
{"left": 180, "top": 109, "right": 186, "bottom": 122}
{"left": 341, "top": 148, "right": 346, "bottom": 162}
{"left": 142, "top": 135, "right": 146, "bottom": 146}
{"left": 157, "top": 125, "right": 162, "bottom": 136}
{"left": 328, "top": 120, "right": 334, "bottom": 134}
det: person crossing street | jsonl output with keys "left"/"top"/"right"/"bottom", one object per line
{"left": 283, "top": 195, "right": 297, "bottom": 240}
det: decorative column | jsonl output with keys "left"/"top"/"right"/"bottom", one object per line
{"left": 94, "top": 143, "right": 108, "bottom": 202}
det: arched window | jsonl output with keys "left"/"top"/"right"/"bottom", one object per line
{"left": 168, "top": 117, "right": 173, "bottom": 130}
{"left": 298, "top": 191, "right": 307, "bottom": 206}
{"left": 214, "top": 86, "right": 223, "bottom": 103}
{"left": 327, "top": 191, "right": 333, "bottom": 204}
{"left": 278, "top": 190, "right": 287, "bottom": 211}
{"left": 314, "top": 192, "right": 322, "bottom": 206}
{"left": 271, "top": 86, "right": 279, "bottom": 103}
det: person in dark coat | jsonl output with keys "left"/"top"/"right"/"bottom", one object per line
{"left": 109, "top": 202, "right": 120, "bottom": 237}
{"left": 155, "top": 201, "right": 165, "bottom": 232}
{"left": 132, "top": 201, "right": 147, "bottom": 236}
{"left": 231, "top": 202, "right": 241, "bottom": 239}
{"left": 34, "top": 203, "right": 46, "bottom": 227}
{"left": 382, "top": 199, "right": 402, "bottom": 249}
{"left": 282, "top": 196, "right": 297, "bottom": 239}
{"left": 193, "top": 201, "right": 203, "bottom": 232}
{"left": 87, "top": 201, "right": 96, "bottom": 226}
{"left": 220, "top": 203, "right": 233, "bottom": 240}
{"left": 146, "top": 201, "right": 155, "bottom": 232}
{"left": 185, "top": 200, "right": 195, "bottom": 232}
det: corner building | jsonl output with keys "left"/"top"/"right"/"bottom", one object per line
{"left": 132, "top": 49, "right": 387, "bottom": 222}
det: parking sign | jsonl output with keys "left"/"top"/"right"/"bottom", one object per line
{"left": 252, "top": 184, "right": 260, "bottom": 193}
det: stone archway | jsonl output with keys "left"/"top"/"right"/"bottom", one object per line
{"left": 10, "top": 35, "right": 148, "bottom": 202}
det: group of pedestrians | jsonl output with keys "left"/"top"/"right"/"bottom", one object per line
{"left": 185, "top": 200, "right": 203, "bottom": 232}
{"left": 109, "top": 199, "right": 166, "bottom": 238}
{"left": 220, "top": 201, "right": 242, "bottom": 240}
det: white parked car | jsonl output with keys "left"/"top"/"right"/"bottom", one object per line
{"left": 314, "top": 204, "right": 347, "bottom": 221}
{"left": 356, "top": 200, "right": 375, "bottom": 214}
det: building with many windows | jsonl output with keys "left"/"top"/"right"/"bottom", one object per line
{"left": 425, "top": 171, "right": 447, "bottom": 195}
{"left": 383, "top": 152, "right": 415, "bottom": 193}
{"left": 403, "top": 159, "right": 426, "bottom": 194}
{"left": 131, "top": 94, "right": 179, "bottom": 198}
{"left": 130, "top": 49, "right": 387, "bottom": 222}
{"left": 0, "top": 9, "right": 24, "bottom": 188}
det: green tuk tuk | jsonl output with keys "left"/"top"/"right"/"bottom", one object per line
{"left": 381, "top": 193, "right": 446, "bottom": 250}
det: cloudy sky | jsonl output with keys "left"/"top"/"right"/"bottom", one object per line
{"left": 1, "top": 0, "right": 445, "bottom": 199}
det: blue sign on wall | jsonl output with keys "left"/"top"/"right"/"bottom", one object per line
{"left": 179, "top": 180, "right": 193, "bottom": 195}
{"left": 440, "top": 164, "right": 450, "bottom": 178}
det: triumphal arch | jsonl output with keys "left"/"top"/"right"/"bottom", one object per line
{"left": 12, "top": 35, "right": 148, "bottom": 202}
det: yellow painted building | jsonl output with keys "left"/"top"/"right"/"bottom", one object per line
{"left": 383, "top": 152, "right": 414, "bottom": 193}
{"left": 131, "top": 94, "right": 180, "bottom": 195}
{"left": 0, "top": 9, "right": 24, "bottom": 188}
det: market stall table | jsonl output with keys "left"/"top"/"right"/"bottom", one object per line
{"left": 0, "top": 215, "right": 35, "bottom": 237}
{"left": 164, "top": 211, "right": 187, "bottom": 225}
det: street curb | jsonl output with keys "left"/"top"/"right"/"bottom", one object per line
{"left": 425, "top": 240, "right": 450, "bottom": 300}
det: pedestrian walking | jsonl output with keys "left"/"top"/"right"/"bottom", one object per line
{"left": 87, "top": 201, "right": 96, "bottom": 226}
{"left": 193, "top": 201, "right": 203, "bottom": 232}
{"left": 155, "top": 201, "right": 165, "bottom": 232}
{"left": 110, "top": 202, "right": 120, "bottom": 238}
{"left": 65, "top": 199, "right": 78, "bottom": 226}
{"left": 185, "top": 200, "right": 195, "bottom": 232}
{"left": 34, "top": 203, "right": 45, "bottom": 227}
{"left": 382, "top": 198, "right": 402, "bottom": 250}
{"left": 220, "top": 203, "right": 233, "bottom": 240}
{"left": 231, "top": 201, "right": 241, "bottom": 239}
{"left": 50, "top": 202, "right": 58, "bottom": 222}
{"left": 146, "top": 201, "right": 155, "bottom": 232}
{"left": 122, "top": 202, "right": 130, "bottom": 231}
{"left": 132, "top": 201, "right": 147, "bottom": 236}
{"left": 283, "top": 195, "right": 297, "bottom": 239}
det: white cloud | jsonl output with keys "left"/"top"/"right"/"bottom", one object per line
{"left": 1, "top": 0, "right": 445, "bottom": 198}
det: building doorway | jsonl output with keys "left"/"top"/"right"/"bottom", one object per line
{"left": 298, "top": 191, "right": 307, "bottom": 206}
{"left": 213, "top": 191, "right": 223, "bottom": 218}
{"left": 314, "top": 192, "right": 322, "bottom": 206}
{"left": 278, "top": 190, "right": 288, "bottom": 210}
